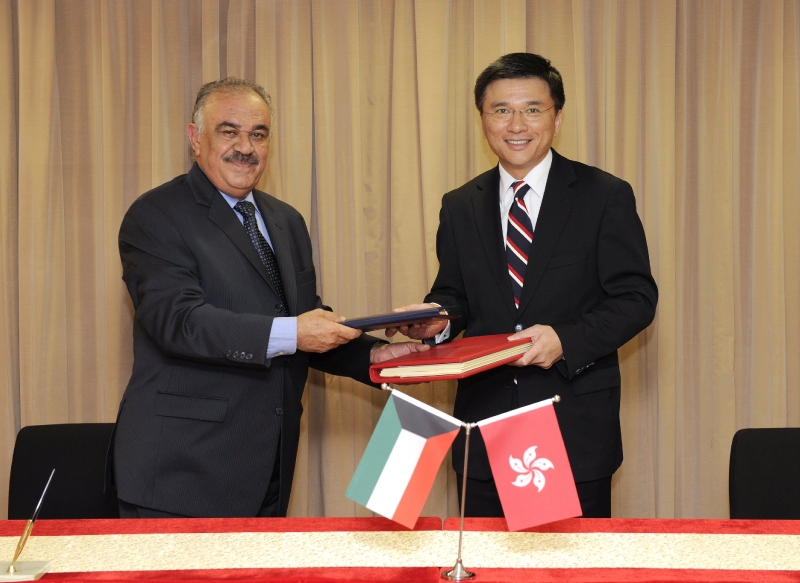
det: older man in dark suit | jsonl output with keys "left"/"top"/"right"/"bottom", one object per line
{"left": 113, "top": 78, "right": 425, "bottom": 518}
{"left": 388, "top": 53, "right": 658, "bottom": 518}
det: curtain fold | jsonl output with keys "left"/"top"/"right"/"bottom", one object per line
{"left": 0, "top": 0, "right": 20, "bottom": 518}
{"left": 1, "top": 0, "right": 798, "bottom": 520}
{"left": 784, "top": 1, "right": 800, "bottom": 426}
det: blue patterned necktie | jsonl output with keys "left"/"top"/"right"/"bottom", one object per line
{"left": 505, "top": 181, "right": 534, "bottom": 308}
{"left": 234, "top": 200, "right": 288, "bottom": 312}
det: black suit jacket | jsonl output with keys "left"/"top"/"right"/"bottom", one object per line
{"left": 426, "top": 150, "right": 657, "bottom": 483}
{"left": 113, "top": 164, "right": 376, "bottom": 517}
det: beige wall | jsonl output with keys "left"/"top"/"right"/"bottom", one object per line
{"left": 1, "top": 0, "right": 798, "bottom": 520}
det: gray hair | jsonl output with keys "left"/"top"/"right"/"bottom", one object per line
{"left": 191, "top": 77, "right": 274, "bottom": 137}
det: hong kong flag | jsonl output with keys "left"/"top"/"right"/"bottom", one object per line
{"left": 477, "top": 398, "right": 582, "bottom": 531}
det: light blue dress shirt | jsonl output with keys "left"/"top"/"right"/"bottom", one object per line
{"left": 219, "top": 190, "right": 297, "bottom": 359}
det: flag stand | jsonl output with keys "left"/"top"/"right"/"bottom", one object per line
{"left": 442, "top": 422, "right": 476, "bottom": 581}
{"left": 370, "top": 385, "right": 570, "bottom": 578}
{"left": 379, "top": 383, "right": 477, "bottom": 579}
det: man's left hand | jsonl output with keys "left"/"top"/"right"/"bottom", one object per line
{"left": 507, "top": 324, "right": 563, "bottom": 369}
{"left": 370, "top": 341, "right": 430, "bottom": 364}
{"left": 384, "top": 303, "right": 448, "bottom": 340}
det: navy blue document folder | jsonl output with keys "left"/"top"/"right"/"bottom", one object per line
{"left": 340, "top": 307, "right": 457, "bottom": 332}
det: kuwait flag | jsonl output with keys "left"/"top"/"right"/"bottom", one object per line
{"left": 346, "top": 390, "right": 461, "bottom": 529}
{"left": 477, "top": 398, "right": 582, "bottom": 531}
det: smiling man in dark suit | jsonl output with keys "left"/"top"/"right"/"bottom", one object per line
{"left": 388, "top": 53, "right": 658, "bottom": 518}
{"left": 113, "top": 78, "right": 425, "bottom": 518}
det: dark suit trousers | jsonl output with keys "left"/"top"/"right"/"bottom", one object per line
{"left": 119, "top": 445, "right": 282, "bottom": 518}
{"left": 457, "top": 473, "right": 612, "bottom": 519}
{"left": 256, "top": 439, "right": 282, "bottom": 517}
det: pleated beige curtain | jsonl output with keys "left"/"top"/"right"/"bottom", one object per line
{"left": 1, "top": 0, "right": 798, "bottom": 520}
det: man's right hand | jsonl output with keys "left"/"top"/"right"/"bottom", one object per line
{"left": 297, "top": 309, "right": 362, "bottom": 353}
{"left": 385, "top": 303, "right": 448, "bottom": 340}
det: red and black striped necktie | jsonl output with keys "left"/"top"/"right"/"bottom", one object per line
{"left": 505, "top": 180, "right": 533, "bottom": 308}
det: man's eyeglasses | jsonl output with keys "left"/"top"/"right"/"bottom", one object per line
{"left": 481, "top": 105, "right": 555, "bottom": 122}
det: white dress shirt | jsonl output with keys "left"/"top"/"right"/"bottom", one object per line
{"left": 498, "top": 149, "right": 552, "bottom": 241}
{"left": 434, "top": 150, "right": 554, "bottom": 343}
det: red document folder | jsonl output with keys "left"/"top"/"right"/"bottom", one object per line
{"left": 370, "top": 334, "right": 532, "bottom": 384}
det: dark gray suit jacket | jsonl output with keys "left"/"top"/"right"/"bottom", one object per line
{"left": 426, "top": 150, "right": 658, "bottom": 483}
{"left": 113, "top": 164, "right": 376, "bottom": 517}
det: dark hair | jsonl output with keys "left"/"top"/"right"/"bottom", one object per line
{"left": 474, "top": 53, "right": 565, "bottom": 113}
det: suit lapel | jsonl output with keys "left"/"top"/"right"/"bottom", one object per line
{"left": 207, "top": 192, "right": 278, "bottom": 293}
{"left": 188, "top": 164, "right": 283, "bottom": 301}
{"left": 471, "top": 167, "right": 518, "bottom": 319}
{"left": 517, "top": 150, "right": 578, "bottom": 314}
{"left": 254, "top": 192, "right": 298, "bottom": 316}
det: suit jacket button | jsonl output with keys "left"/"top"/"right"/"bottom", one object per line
{"left": 226, "top": 350, "right": 232, "bottom": 357}
{"left": 233, "top": 351, "right": 239, "bottom": 358}
{"left": 504, "top": 382, "right": 511, "bottom": 389}
{"left": 514, "top": 324, "right": 523, "bottom": 332}
{"left": 246, "top": 353, "right": 253, "bottom": 359}
{"left": 275, "top": 303, "right": 284, "bottom": 313}
{"left": 276, "top": 407, "right": 283, "bottom": 415}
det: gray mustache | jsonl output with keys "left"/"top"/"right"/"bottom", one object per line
{"left": 223, "top": 151, "right": 259, "bottom": 165}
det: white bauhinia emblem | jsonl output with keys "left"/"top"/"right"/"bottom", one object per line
{"left": 510, "top": 446, "right": 554, "bottom": 491}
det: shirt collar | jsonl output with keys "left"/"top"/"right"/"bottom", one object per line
{"left": 219, "top": 190, "right": 257, "bottom": 211}
{"left": 498, "top": 149, "right": 553, "bottom": 199}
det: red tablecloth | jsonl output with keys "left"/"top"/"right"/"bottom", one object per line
{"left": 443, "top": 516, "right": 800, "bottom": 535}
{"left": 0, "top": 517, "right": 442, "bottom": 537}
{"left": 1, "top": 517, "right": 798, "bottom": 583}
{"left": 440, "top": 518, "right": 800, "bottom": 583}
